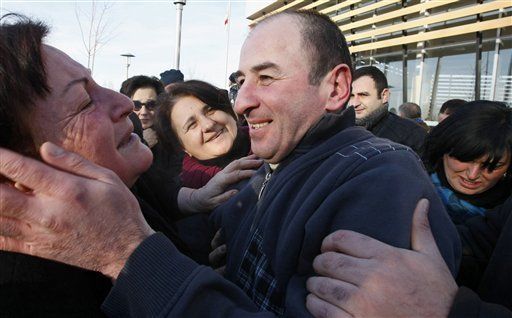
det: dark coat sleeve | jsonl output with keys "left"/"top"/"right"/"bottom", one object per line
{"left": 102, "top": 233, "right": 277, "bottom": 317}
{"left": 449, "top": 287, "right": 512, "bottom": 318}
{"left": 456, "top": 197, "right": 511, "bottom": 290}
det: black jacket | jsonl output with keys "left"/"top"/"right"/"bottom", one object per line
{"left": 368, "top": 111, "right": 427, "bottom": 155}
{"left": 449, "top": 196, "right": 512, "bottom": 317}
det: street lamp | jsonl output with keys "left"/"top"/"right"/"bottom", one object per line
{"left": 120, "top": 53, "right": 135, "bottom": 79}
{"left": 173, "top": 0, "right": 186, "bottom": 70}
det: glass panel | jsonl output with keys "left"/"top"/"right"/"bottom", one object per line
{"left": 431, "top": 53, "right": 476, "bottom": 114}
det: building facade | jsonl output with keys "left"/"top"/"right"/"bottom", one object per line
{"left": 247, "top": 0, "right": 512, "bottom": 120}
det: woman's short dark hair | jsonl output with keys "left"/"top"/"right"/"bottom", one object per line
{"left": 119, "top": 75, "right": 164, "bottom": 98}
{"left": 155, "top": 80, "right": 237, "bottom": 152}
{"left": 424, "top": 100, "right": 512, "bottom": 177}
{"left": 0, "top": 13, "right": 50, "bottom": 156}
{"left": 439, "top": 99, "right": 466, "bottom": 116}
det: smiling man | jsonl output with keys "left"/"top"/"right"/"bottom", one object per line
{"left": 350, "top": 66, "right": 427, "bottom": 154}
{"left": 0, "top": 10, "right": 460, "bottom": 317}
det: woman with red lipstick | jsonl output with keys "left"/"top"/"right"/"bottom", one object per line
{"left": 156, "top": 80, "right": 252, "bottom": 189}
{"left": 424, "top": 100, "right": 512, "bottom": 224}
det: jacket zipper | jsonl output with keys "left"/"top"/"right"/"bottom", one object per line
{"left": 250, "top": 171, "right": 272, "bottom": 233}
{"left": 258, "top": 171, "right": 272, "bottom": 200}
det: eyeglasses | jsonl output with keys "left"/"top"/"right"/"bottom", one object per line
{"left": 133, "top": 100, "right": 157, "bottom": 111}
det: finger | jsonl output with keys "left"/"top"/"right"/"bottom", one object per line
{"left": 312, "top": 252, "right": 370, "bottom": 285}
{"left": 411, "top": 199, "right": 442, "bottom": 258}
{"left": 208, "top": 189, "right": 238, "bottom": 208}
{"left": 321, "top": 230, "right": 393, "bottom": 259}
{"left": 208, "top": 244, "right": 227, "bottom": 267}
{"left": 0, "top": 147, "right": 64, "bottom": 193}
{"left": 221, "top": 169, "right": 256, "bottom": 186}
{"left": 0, "top": 236, "right": 31, "bottom": 256}
{"left": 0, "top": 216, "right": 24, "bottom": 238}
{"left": 307, "top": 276, "right": 358, "bottom": 311}
{"left": 0, "top": 183, "right": 33, "bottom": 219}
{"left": 306, "top": 293, "right": 353, "bottom": 318}
{"left": 211, "top": 228, "right": 224, "bottom": 249}
{"left": 39, "top": 142, "right": 119, "bottom": 184}
{"left": 214, "top": 266, "right": 226, "bottom": 276}
{"left": 223, "top": 157, "right": 263, "bottom": 172}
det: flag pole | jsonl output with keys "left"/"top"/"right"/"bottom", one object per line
{"left": 224, "top": 0, "right": 231, "bottom": 89}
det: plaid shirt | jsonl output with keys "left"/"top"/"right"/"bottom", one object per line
{"left": 235, "top": 229, "right": 284, "bottom": 315}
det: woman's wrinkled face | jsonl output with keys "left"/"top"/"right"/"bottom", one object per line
{"left": 132, "top": 87, "right": 158, "bottom": 129}
{"left": 443, "top": 152, "right": 510, "bottom": 195}
{"left": 28, "top": 45, "right": 153, "bottom": 187}
{"left": 170, "top": 95, "right": 238, "bottom": 160}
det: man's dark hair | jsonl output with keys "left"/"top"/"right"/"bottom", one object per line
{"left": 424, "top": 100, "right": 512, "bottom": 178}
{"left": 155, "top": 80, "right": 236, "bottom": 152}
{"left": 258, "top": 10, "right": 353, "bottom": 86}
{"left": 399, "top": 102, "right": 422, "bottom": 119}
{"left": 353, "top": 66, "right": 388, "bottom": 98}
{"left": 0, "top": 13, "right": 50, "bottom": 156}
{"left": 120, "top": 75, "right": 164, "bottom": 98}
{"left": 439, "top": 99, "right": 466, "bottom": 116}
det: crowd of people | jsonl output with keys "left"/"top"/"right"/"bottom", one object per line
{"left": 0, "top": 9, "right": 511, "bottom": 318}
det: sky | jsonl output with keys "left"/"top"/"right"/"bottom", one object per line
{"left": 1, "top": 0, "right": 272, "bottom": 90}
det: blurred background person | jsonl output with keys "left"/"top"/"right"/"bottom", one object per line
{"left": 160, "top": 68, "right": 184, "bottom": 92}
{"left": 438, "top": 98, "right": 467, "bottom": 122}
{"left": 349, "top": 66, "right": 427, "bottom": 154}
{"left": 424, "top": 100, "right": 511, "bottom": 224}
{"left": 399, "top": 101, "right": 430, "bottom": 132}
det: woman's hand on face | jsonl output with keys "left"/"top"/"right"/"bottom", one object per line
{"left": 178, "top": 154, "right": 263, "bottom": 213}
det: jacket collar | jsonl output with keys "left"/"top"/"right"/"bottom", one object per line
{"left": 273, "top": 106, "right": 356, "bottom": 167}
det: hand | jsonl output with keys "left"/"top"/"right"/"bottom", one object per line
{"left": 208, "top": 228, "right": 226, "bottom": 275}
{"left": 0, "top": 142, "right": 154, "bottom": 280}
{"left": 178, "top": 154, "right": 263, "bottom": 213}
{"left": 306, "top": 199, "right": 458, "bottom": 318}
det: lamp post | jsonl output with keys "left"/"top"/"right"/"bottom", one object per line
{"left": 173, "top": 0, "right": 186, "bottom": 70}
{"left": 120, "top": 53, "right": 135, "bottom": 79}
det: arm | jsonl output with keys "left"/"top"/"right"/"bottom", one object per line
{"left": 456, "top": 198, "right": 511, "bottom": 289}
{"left": 306, "top": 200, "right": 512, "bottom": 318}
{"left": 177, "top": 155, "right": 262, "bottom": 213}
{"left": 0, "top": 144, "right": 272, "bottom": 316}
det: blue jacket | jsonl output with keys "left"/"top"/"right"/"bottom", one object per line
{"left": 103, "top": 108, "right": 461, "bottom": 317}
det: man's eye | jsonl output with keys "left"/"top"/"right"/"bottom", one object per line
{"left": 237, "top": 78, "right": 245, "bottom": 87}
{"left": 259, "top": 75, "right": 274, "bottom": 85}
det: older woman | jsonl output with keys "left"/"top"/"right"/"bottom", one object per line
{"left": 0, "top": 14, "right": 259, "bottom": 316}
{"left": 424, "top": 100, "right": 512, "bottom": 224}
{"left": 156, "top": 80, "right": 251, "bottom": 189}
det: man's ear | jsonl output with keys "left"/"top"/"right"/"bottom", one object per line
{"left": 381, "top": 88, "right": 390, "bottom": 104}
{"left": 324, "top": 64, "right": 352, "bottom": 112}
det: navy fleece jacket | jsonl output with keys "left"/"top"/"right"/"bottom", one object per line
{"left": 103, "top": 108, "right": 461, "bottom": 317}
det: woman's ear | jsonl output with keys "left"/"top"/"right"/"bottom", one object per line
{"left": 324, "top": 64, "right": 352, "bottom": 112}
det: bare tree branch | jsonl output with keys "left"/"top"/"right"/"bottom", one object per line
{"left": 74, "top": 0, "right": 116, "bottom": 74}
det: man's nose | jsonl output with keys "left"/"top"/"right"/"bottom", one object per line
{"left": 234, "top": 81, "right": 258, "bottom": 117}
{"left": 349, "top": 96, "right": 359, "bottom": 107}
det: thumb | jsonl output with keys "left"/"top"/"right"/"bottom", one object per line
{"left": 40, "top": 142, "right": 118, "bottom": 183}
{"left": 411, "top": 199, "right": 443, "bottom": 258}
